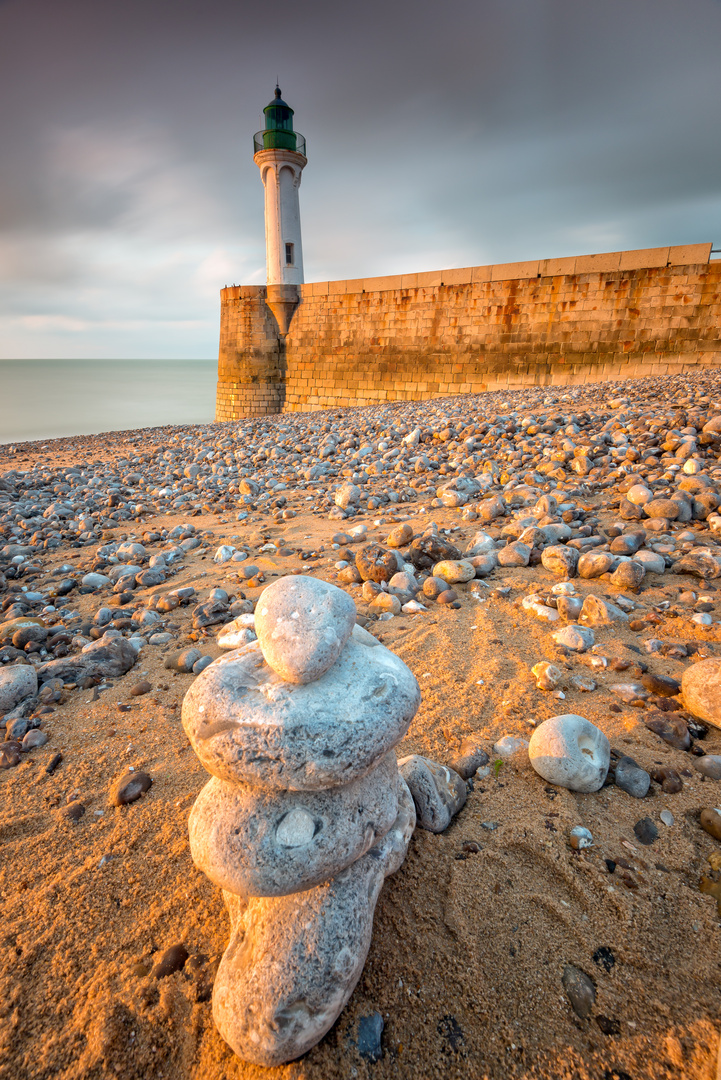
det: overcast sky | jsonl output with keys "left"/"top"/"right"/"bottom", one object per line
{"left": 2, "top": 0, "right": 721, "bottom": 359}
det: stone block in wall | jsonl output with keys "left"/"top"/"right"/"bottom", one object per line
{"left": 491, "top": 260, "right": 540, "bottom": 281}
{"left": 301, "top": 282, "right": 328, "bottom": 297}
{"left": 441, "top": 267, "right": 473, "bottom": 285}
{"left": 619, "top": 247, "right": 669, "bottom": 271}
{"left": 362, "top": 274, "right": 403, "bottom": 292}
{"left": 415, "top": 271, "right": 444, "bottom": 288}
{"left": 539, "top": 256, "right": 577, "bottom": 277}
{"left": 575, "top": 252, "right": 622, "bottom": 273}
{"left": 669, "top": 243, "right": 712, "bottom": 265}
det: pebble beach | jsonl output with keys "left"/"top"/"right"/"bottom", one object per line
{"left": 2, "top": 370, "right": 721, "bottom": 1079}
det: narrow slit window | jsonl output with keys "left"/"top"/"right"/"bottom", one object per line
{"left": 285, "top": 242, "right": 294, "bottom": 266}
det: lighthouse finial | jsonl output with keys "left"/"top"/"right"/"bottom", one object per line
{"left": 275, "top": 82, "right": 281, "bottom": 98}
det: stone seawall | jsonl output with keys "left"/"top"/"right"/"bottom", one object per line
{"left": 215, "top": 243, "right": 720, "bottom": 420}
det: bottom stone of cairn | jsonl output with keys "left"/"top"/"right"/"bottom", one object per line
{"left": 213, "top": 781, "right": 415, "bottom": 1066}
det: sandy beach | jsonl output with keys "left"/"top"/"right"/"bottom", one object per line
{"left": 2, "top": 373, "right": 721, "bottom": 1080}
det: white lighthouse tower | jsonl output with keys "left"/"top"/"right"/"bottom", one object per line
{"left": 253, "top": 88, "right": 307, "bottom": 331}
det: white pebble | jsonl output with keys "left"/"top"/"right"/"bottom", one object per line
{"left": 529, "top": 714, "right": 610, "bottom": 793}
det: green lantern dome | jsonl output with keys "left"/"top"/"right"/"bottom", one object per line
{"left": 254, "top": 86, "right": 306, "bottom": 156}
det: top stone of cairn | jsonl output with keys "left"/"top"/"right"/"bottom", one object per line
{"left": 182, "top": 576, "right": 421, "bottom": 790}
{"left": 255, "top": 575, "right": 356, "bottom": 684}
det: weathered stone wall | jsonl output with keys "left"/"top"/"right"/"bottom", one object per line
{"left": 216, "top": 287, "right": 284, "bottom": 421}
{"left": 215, "top": 243, "right": 721, "bottom": 419}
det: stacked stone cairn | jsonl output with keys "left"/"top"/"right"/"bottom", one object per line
{"left": 182, "top": 575, "right": 421, "bottom": 1066}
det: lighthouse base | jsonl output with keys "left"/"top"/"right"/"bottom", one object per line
{"left": 266, "top": 284, "right": 300, "bottom": 336}
{"left": 215, "top": 286, "right": 287, "bottom": 420}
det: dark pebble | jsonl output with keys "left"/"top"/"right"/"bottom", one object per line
{"left": 614, "top": 756, "right": 650, "bottom": 799}
{"left": 129, "top": 680, "right": 152, "bottom": 696}
{"left": 562, "top": 965, "right": 596, "bottom": 1019}
{"left": 436, "top": 589, "right": 458, "bottom": 605}
{"left": 185, "top": 953, "right": 208, "bottom": 977}
{"left": 640, "top": 672, "right": 680, "bottom": 697}
{"left": 356, "top": 1011, "right": 384, "bottom": 1062}
{"left": 5, "top": 715, "right": 32, "bottom": 741}
{"left": 633, "top": 817, "right": 659, "bottom": 845}
{"left": 592, "top": 946, "right": 616, "bottom": 972}
{"left": 437, "top": 1014, "right": 465, "bottom": 1051}
{"left": 152, "top": 942, "right": 189, "bottom": 979}
{"left": 649, "top": 696, "right": 680, "bottom": 713}
{"left": 596, "top": 1016, "right": 621, "bottom": 1036}
{"left": 450, "top": 740, "right": 489, "bottom": 780}
{"left": 0, "top": 745, "right": 21, "bottom": 770}
{"left": 700, "top": 808, "right": 721, "bottom": 841}
{"left": 45, "top": 752, "right": 63, "bottom": 775}
{"left": 687, "top": 716, "right": 708, "bottom": 741}
{"left": 649, "top": 765, "right": 683, "bottom": 794}
{"left": 12, "top": 626, "right": 47, "bottom": 648}
{"left": 643, "top": 713, "right": 690, "bottom": 751}
{"left": 62, "top": 801, "right": 86, "bottom": 822}
{"left": 111, "top": 771, "right": 152, "bottom": 806}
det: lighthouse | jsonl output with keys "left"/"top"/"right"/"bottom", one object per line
{"left": 215, "top": 87, "right": 308, "bottom": 422}
{"left": 253, "top": 87, "right": 307, "bottom": 298}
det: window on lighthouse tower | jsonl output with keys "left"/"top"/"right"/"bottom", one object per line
{"left": 285, "top": 242, "right": 294, "bottom": 266}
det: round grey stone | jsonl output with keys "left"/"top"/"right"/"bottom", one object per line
{"left": 632, "top": 550, "right": 666, "bottom": 574}
{"left": 22, "top": 728, "right": 48, "bottom": 751}
{"left": 0, "top": 664, "right": 37, "bottom": 713}
{"left": 694, "top": 755, "right": 721, "bottom": 780}
{"left": 542, "top": 545, "right": 579, "bottom": 577}
{"left": 610, "top": 560, "right": 645, "bottom": 589}
{"left": 182, "top": 638, "right": 420, "bottom": 791}
{"left": 577, "top": 551, "right": 616, "bottom": 578}
{"left": 529, "top": 714, "right": 610, "bottom": 792}
{"left": 614, "top": 756, "right": 651, "bottom": 798}
{"left": 255, "top": 575, "right": 356, "bottom": 684}
{"left": 189, "top": 752, "right": 399, "bottom": 897}
{"left": 397, "top": 754, "right": 466, "bottom": 832}
{"left": 551, "top": 624, "right": 595, "bottom": 652}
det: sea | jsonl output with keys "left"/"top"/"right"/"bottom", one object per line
{"left": 0, "top": 358, "right": 218, "bottom": 446}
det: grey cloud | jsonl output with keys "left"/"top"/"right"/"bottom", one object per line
{"left": 1, "top": 0, "right": 720, "bottom": 357}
